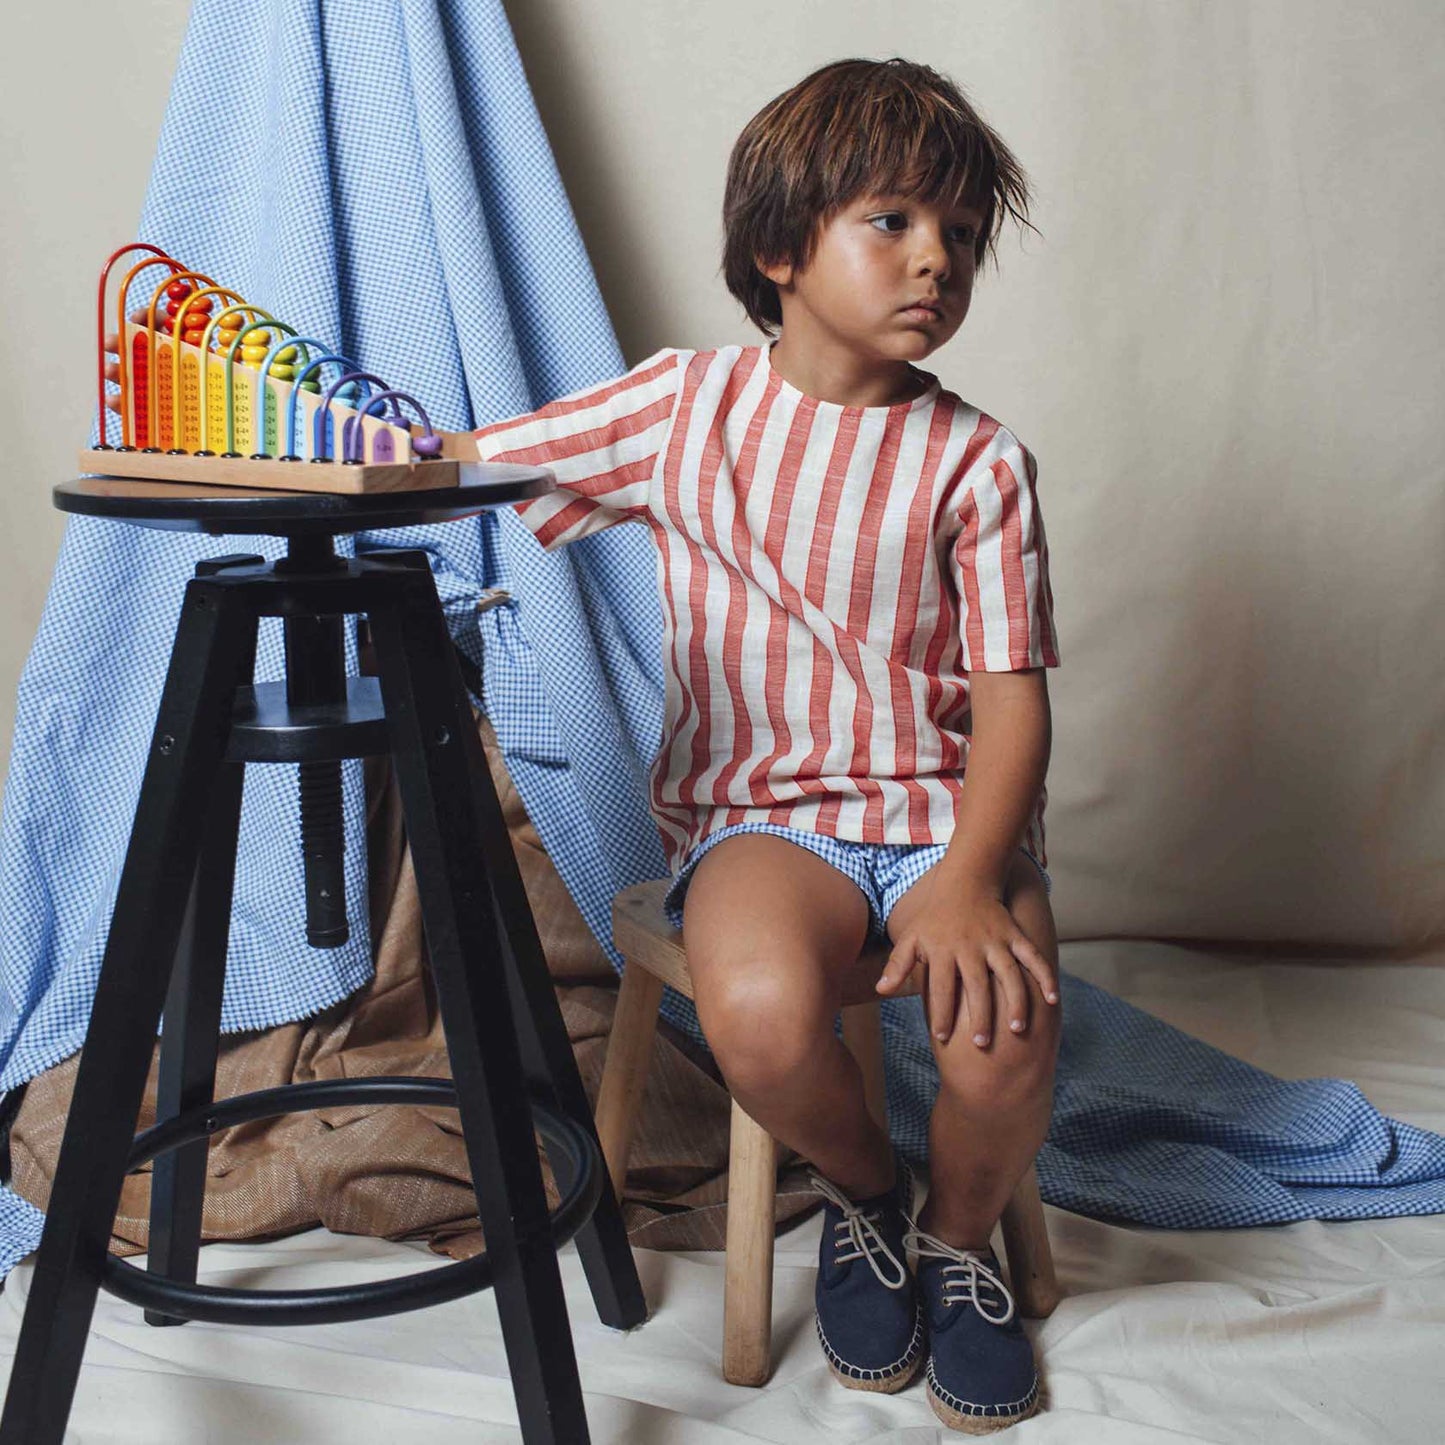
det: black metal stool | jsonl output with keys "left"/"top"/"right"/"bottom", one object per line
{"left": 0, "top": 467, "right": 646, "bottom": 1445}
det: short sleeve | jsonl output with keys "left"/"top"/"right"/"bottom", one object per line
{"left": 474, "top": 348, "right": 683, "bottom": 551}
{"left": 949, "top": 426, "right": 1061, "bottom": 671}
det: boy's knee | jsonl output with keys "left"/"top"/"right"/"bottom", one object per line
{"left": 695, "top": 968, "right": 826, "bottom": 1093}
{"left": 935, "top": 981, "right": 1060, "bottom": 1104}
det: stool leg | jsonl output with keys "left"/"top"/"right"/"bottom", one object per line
{"left": 0, "top": 582, "right": 255, "bottom": 1445}
{"left": 143, "top": 754, "right": 249, "bottom": 1326}
{"left": 370, "top": 582, "right": 595, "bottom": 1445}
{"left": 593, "top": 962, "right": 665, "bottom": 1201}
{"left": 723, "top": 1104, "right": 777, "bottom": 1387}
{"left": 463, "top": 775, "right": 648, "bottom": 1331}
{"left": 998, "top": 1162, "right": 1061, "bottom": 1318}
{"left": 372, "top": 560, "right": 644, "bottom": 1333}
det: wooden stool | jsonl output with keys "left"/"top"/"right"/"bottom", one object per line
{"left": 596, "top": 878, "right": 1060, "bottom": 1387}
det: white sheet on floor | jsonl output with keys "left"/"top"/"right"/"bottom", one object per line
{"left": 3, "top": 940, "right": 1442, "bottom": 1444}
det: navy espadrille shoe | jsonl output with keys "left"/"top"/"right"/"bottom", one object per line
{"left": 809, "top": 1157, "right": 925, "bottom": 1393}
{"left": 905, "top": 1228, "right": 1041, "bottom": 1432}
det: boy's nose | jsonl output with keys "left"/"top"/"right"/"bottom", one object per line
{"left": 913, "top": 238, "right": 951, "bottom": 278}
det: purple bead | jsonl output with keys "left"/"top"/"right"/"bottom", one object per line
{"left": 412, "top": 433, "right": 444, "bottom": 457}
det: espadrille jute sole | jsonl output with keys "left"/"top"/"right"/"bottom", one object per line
{"left": 924, "top": 1364, "right": 1041, "bottom": 1433}
{"left": 826, "top": 1343, "right": 924, "bottom": 1394}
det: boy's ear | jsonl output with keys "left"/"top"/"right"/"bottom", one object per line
{"left": 756, "top": 253, "right": 794, "bottom": 289}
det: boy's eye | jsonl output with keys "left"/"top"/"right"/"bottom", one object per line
{"left": 869, "top": 212, "right": 978, "bottom": 243}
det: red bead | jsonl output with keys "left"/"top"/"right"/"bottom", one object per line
{"left": 166, "top": 279, "right": 193, "bottom": 301}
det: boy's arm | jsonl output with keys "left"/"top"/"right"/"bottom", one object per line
{"left": 874, "top": 666, "right": 1057, "bottom": 1040}
{"left": 932, "top": 668, "right": 1052, "bottom": 895}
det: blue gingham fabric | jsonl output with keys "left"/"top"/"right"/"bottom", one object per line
{"left": 660, "top": 823, "right": 1053, "bottom": 938}
{"left": 1, "top": 0, "right": 1441, "bottom": 1277}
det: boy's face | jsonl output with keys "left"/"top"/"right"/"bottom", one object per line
{"left": 759, "top": 186, "right": 984, "bottom": 366}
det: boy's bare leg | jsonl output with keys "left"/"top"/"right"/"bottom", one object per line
{"left": 886, "top": 851, "right": 1062, "bottom": 1250}
{"left": 681, "top": 834, "right": 895, "bottom": 1200}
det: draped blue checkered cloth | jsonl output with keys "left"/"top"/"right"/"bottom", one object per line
{"left": 1, "top": 0, "right": 1441, "bottom": 1276}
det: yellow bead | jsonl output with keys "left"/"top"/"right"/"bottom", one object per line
{"left": 270, "top": 364, "right": 296, "bottom": 381}
{"left": 240, "top": 344, "right": 269, "bottom": 363}
{"left": 274, "top": 345, "right": 298, "bottom": 364}
{"left": 247, "top": 329, "right": 272, "bottom": 348}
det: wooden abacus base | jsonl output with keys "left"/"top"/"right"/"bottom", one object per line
{"left": 78, "top": 448, "right": 459, "bottom": 494}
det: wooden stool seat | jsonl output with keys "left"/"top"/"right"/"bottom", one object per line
{"left": 597, "top": 878, "right": 1060, "bottom": 1387}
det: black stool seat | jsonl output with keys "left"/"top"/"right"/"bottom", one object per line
{"left": 57, "top": 462, "right": 551, "bottom": 533}
{"left": 0, "top": 467, "right": 646, "bottom": 1445}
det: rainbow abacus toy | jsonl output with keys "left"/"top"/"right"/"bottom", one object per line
{"left": 85, "top": 242, "right": 458, "bottom": 493}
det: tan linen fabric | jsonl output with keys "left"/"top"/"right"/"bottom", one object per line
{"left": 8, "top": 713, "right": 821, "bottom": 1259}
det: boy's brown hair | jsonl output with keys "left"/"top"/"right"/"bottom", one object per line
{"left": 722, "top": 57, "right": 1038, "bottom": 335}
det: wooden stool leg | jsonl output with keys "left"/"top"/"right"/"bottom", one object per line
{"left": 998, "top": 1162, "right": 1061, "bottom": 1318}
{"left": 840, "top": 1004, "right": 888, "bottom": 1131}
{"left": 593, "top": 963, "right": 665, "bottom": 1200}
{"left": 722, "top": 1103, "right": 777, "bottom": 1387}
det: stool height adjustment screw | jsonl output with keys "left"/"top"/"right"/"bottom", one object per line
{"left": 299, "top": 760, "right": 348, "bottom": 949}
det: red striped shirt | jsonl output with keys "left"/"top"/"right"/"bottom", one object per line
{"left": 474, "top": 343, "right": 1061, "bottom": 875}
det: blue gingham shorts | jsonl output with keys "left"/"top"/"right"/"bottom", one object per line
{"left": 661, "top": 821, "right": 1052, "bottom": 940}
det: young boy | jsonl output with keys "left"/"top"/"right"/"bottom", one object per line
{"left": 473, "top": 56, "right": 1063, "bottom": 1434}
{"left": 465, "top": 56, "right": 1066, "bottom": 1430}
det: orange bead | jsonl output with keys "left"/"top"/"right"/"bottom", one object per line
{"left": 182, "top": 329, "right": 207, "bottom": 348}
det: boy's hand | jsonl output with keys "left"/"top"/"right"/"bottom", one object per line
{"left": 875, "top": 870, "right": 1057, "bottom": 1048}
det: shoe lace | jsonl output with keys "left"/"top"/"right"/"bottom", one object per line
{"left": 808, "top": 1170, "right": 910, "bottom": 1290}
{"left": 902, "top": 1227, "right": 1016, "bottom": 1325}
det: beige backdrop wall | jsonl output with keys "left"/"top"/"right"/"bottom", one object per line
{"left": 3, "top": 1, "right": 1441, "bottom": 952}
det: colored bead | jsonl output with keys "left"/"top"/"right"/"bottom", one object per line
{"left": 247, "top": 329, "right": 272, "bottom": 348}
{"left": 300, "top": 378, "right": 320, "bottom": 393}
{"left": 270, "top": 364, "right": 295, "bottom": 381}
{"left": 273, "top": 344, "right": 298, "bottom": 363}
{"left": 412, "top": 433, "right": 443, "bottom": 457}
{"left": 158, "top": 318, "right": 175, "bottom": 335}
{"left": 185, "top": 296, "right": 214, "bottom": 316}
{"left": 240, "top": 344, "right": 269, "bottom": 363}
{"left": 166, "top": 279, "right": 192, "bottom": 301}
{"left": 182, "top": 329, "right": 207, "bottom": 347}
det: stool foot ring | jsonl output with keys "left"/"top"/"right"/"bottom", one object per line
{"left": 103, "top": 1077, "right": 603, "bottom": 1326}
